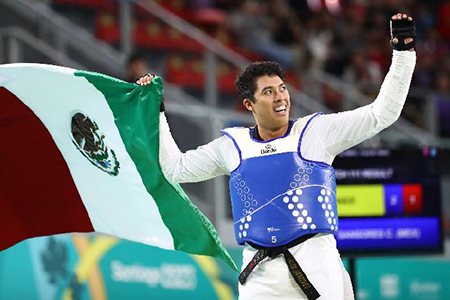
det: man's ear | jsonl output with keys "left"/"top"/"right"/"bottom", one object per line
{"left": 243, "top": 98, "right": 253, "bottom": 112}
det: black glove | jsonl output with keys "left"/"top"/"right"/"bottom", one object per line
{"left": 390, "top": 18, "right": 416, "bottom": 51}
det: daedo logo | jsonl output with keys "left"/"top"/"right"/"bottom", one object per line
{"left": 261, "top": 143, "right": 277, "bottom": 155}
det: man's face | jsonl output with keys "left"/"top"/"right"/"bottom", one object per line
{"left": 244, "top": 75, "right": 290, "bottom": 130}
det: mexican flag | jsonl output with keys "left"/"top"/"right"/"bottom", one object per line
{"left": 0, "top": 64, "right": 237, "bottom": 271}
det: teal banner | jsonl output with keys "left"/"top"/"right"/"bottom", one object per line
{"left": 2, "top": 235, "right": 449, "bottom": 300}
{"left": 0, "top": 234, "right": 243, "bottom": 300}
{"left": 357, "top": 257, "right": 450, "bottom": 300}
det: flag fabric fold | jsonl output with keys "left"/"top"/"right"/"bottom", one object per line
{"left": 0, "top": 63, "right": 237, "bottom": 271}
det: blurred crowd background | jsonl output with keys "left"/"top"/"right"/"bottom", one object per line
{"left": 41, "top": 0, "right": 450, "bottom": 136}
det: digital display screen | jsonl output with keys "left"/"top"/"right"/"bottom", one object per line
{"left": 333, "top": 148, "right": 443, "bottom": 256}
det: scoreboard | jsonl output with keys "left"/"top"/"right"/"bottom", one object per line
{"left": 333, "top": 148, "right": 443, "bottom": 255}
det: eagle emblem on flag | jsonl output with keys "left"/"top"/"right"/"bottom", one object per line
{"left": 71, "top": 112, "right": 120, "bottom": 176}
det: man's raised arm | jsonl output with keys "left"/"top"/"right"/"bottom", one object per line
{"left": 302, "top": 13, "right": 417, "bottom": 163}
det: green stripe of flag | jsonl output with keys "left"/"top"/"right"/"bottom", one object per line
{"left": 75, "top": 70, "right": 237, "bottom": 271}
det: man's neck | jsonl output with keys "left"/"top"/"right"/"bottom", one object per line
{"left": 254, "top": 122, "right": 291, "bottom": 141}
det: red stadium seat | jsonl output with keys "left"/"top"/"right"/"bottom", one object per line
{"left": 95, "top": 11, "right": 119, "bottom": 43}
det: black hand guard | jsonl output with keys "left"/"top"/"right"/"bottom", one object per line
{"left": 390, "top": 18, "right": 416, "bottom": 51}
{"left": 159, "top": 96, "right": 165, "bottom": 112}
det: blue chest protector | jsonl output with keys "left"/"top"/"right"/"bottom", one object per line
{"left": 222, "top": 114, "right": 338, "bottom": 247}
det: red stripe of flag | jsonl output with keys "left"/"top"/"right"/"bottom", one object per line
{"left": 0, "top": 87, "right": 94, "bottom": 251}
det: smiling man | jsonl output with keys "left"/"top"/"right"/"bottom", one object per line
{"left": 137, "top": 13, "right": 416, "bottom": 300}
{"left": 240, "top": 66, "right": 291, "bottom": 140}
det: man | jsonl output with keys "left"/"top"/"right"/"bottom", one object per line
{"left": 137, "top": 13, "right": 416, "bottom": 300}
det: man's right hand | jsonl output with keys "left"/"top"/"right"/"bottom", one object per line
{"left": 135, "top": 73, "right": 166, "bottom": 112}
{"left": 136, "top": 73, "right": 155, "bottom": 86}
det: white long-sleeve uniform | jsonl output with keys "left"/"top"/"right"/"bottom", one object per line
{"left": 159, "top": 50, "right": 416, "bottom": 300}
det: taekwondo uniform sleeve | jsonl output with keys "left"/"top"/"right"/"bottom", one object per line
{"left": 301, "top": 50, "right": 416, "bottom": 164}
{"left": 158, "top": 113, "right": 239, "bottom": 183}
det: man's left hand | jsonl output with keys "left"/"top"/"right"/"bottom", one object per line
{"left": 390, "top": 13, "right": 415, "bottom": 51}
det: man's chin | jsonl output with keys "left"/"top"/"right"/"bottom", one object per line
{"left": 272, "top": 117, "right": 290, "bottom": 129}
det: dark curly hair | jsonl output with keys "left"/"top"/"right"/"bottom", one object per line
{"left": 235, "top": 61, "right": 285, "bottom": 102}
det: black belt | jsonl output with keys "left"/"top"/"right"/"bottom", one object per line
{"left": 239, "top": 234, "right": 320, "bottom": 300}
